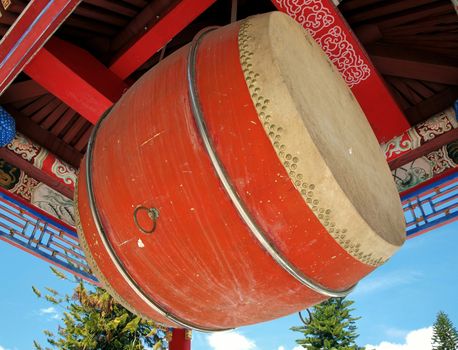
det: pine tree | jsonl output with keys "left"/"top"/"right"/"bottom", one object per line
{"left": 432, "top": 311, "right": 458, "bottom": 350}
{"left": 32, "top": 269, "right": 170, "bottom": 350}
{"left": 291, "top": 297, "right": 363, "bottom": 350}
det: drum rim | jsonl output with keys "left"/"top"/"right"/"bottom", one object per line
{"left": 84, "top": 22, "right": 355, "bottom": 333}
{"left": 187, "top": 22, "right": 356, "bottom": 298}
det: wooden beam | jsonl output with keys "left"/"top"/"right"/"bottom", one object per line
{"left": 0, "top": 80, "right": 47, "bottom": 104}
{"left": 0, "top": 147, "right": 74, "bottom": 199}
{"left": 24, "top": 37, "right": 127, "bottom": 124}
{"left": 0, "top": 0, "right": 82, "bottom": 95}
{"left": 4, "top": 106, "right": 83, "bottom": 168}
{"left": 109, "top": 0, "right": 215, "bottom": 79}
{"left": 405, "top": 87, "right": 458, "bottom": 125}
{"left": 368, "top": 44, "right": 458, "bottom": 85}
{"left": 389, "top": 128, "right": 458, "bottom": 170}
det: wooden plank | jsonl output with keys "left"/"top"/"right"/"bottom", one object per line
{"left": 0, "top": 80, "right": 47, "bottom": 104}
{"left": 74, "top": 124, "right": 93, "bottom": 152}
{"left": 368, "top": 44, "right": 458, "bottom": 85}
{"left": 340, "top": 0, "right": 386, "bottom": 12}
{"left": 5, "top": 106, "right": 83, "bottom": 168}
{"left": 40, "top": 102, "right": 69, "bottom": 129}
{"left": 30, "top": 98, "right": 61, "bottom": 123}
{"left": 110, "top": 0, "right": 180, "bottom": 53}
{"left": 0, "top": 0, "right": 82, "bottom": 95}
{"left": 376, "top": 3, "right": 452, "bottom": 29}
{"left": 347, "top": 0, "right": 440, "bottom": 24}
{"left": 83, "top": 0, "right": 138, "bottom": 17}
{"left": 404, "top": 87, "right": 458, "bottom": 125}
{"left": 109, "top": 0, "right": 215, "bottom": 79}
{"left": 63, "top": 116, "right": 88, "bottom": 144}
{"left": 74, "top": 3, "right": 129, "bottom": 27}
{"left": 65, "top": 15, "right": 119, "bottom": 35}
{"left": 50, "top": 108, "right": 77, "bottom": 136}
{"left": 21, "top": 94, "right": 54, "bottom": 116}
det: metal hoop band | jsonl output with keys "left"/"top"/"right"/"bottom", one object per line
{"left": 85, "top": 67, "right": 231, "bottom": 333}
{"left": 187, "top": 25, "right": 355, "bottom": 298}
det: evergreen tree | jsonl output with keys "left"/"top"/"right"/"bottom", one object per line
{"left": 32, "top": 268, "right": 170, "bottom": 350}
{"left": 432, "top": 311, "right": 458, "bottom": 350}
{"left": 291, "top": 297, "right": 363, "bottom": 350}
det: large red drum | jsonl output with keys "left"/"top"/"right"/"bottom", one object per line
{"left": 76, "top": 12, "right": 405, "bottom": 331}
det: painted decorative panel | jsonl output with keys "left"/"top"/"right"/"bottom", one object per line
{"left": 7, "top": 132, "right": 77, "bottom": 190}
{"left": 0, "top": 158, "right": 75, "bottom": 226}
{"left": 392, "top": 140, "right": 458, "bottom": 192}
{"left": 382, "top": 107, "right": 457, "bottom": 162}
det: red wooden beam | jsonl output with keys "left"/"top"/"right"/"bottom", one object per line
{"left": 272, "top": 0, "right": 411, "bottom": 143}
{"left": 368, "top": 44, "right": 458, "bottom": 86}
{"left": 24, "top": 37, "right": 127, "bottom": 124}
{"left": 0, "top": 0, "right": 82, "bottom": 95}
{"left": 109, "top": 0, "right": 216, "bottom": 80}
{"left": 388, "top": 128, "right": 458, "bottom": 170}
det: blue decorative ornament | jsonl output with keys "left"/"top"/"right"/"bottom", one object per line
{"left": 0, "top": 107, "right": 16, "bottom": 147}
{"left": 454, "top": 99, "right": 458, "bottom": 122}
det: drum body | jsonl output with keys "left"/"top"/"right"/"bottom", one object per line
{"left": 76, "top": 12, "right": 405, "bottom": 330}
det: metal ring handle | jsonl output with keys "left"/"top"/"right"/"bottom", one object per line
{"left": 298, "top": 309, "right": 312, "bottom": 326}
{"left": 133, "top": 206, "right": 159, "bottom": 234}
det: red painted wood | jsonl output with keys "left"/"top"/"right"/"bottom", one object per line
{"left": 76, "top": 20, "right": 376, "bottom": 329}
{"left": 368, "top": 45, "right": 458, "bottom": 86}
{"left": 109, "top": 0, "right": 216, "bottom": 80}
{"left": 272, "top": 0, "right": 411, "bottom": 143}
{"left": 24, "top": 37, "right": 127, "bottom": 124}
{"left": 0, "top": 0, "right": 82, "bottom": 95}
{"left": 169, "top": 329, "right": 190, "bottom": 350}
{"left": 0, "top": 80, "right": 47, "bottom": 104}
{"left": 0, "top": 147, "right": 74, "bottom": 199}
{"left": 388, "top": 128, "right": 458, "bottom": 170}
{"left": 6, "top": 106, "right": 83, "bottom": 168}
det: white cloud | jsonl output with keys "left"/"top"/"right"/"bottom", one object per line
{"left": 278, "top": 346, "right": 285, "bottom": 350}
{"left": 40, "top": 306, "right": 57, "bottom": 314}
{"left": 39, "top": 306, "right": 60, "bottom": 321}
{"left": 365, "top": 327, "right": 433, "bottom": 350}
{"left": 207, "top": 331, "right": 256, "bottom": 350}
{"left": 353, "top": 270, "right": 422, "bottom": 296}
{"left": 292, "top": 347, "right": 304, "bottom": 350}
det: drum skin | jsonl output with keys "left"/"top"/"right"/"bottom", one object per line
{"left": 76, "top": 12, "right": 405, "bottom": 330}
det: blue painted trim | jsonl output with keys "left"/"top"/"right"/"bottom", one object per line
{"left": 406, "top": 211, "right": 458, "bottom": 237}
{"left": 0, "top": 230, "right": 98, "bottom": 282}
{"left": 0, "top": 190, "right": 77, "bottom": 237}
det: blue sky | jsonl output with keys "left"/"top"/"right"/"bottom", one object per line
{"left": 0, "top": 221, "right": 457, "bottom": 350}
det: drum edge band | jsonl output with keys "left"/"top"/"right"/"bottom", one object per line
{"left": 85, "top": 78, "right": 231, "bottom": 333}
{"left": 186, "top": 25, "right": 356, "bottom": 299}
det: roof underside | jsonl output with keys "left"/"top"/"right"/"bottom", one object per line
{"left": 0, "top": 0, "right": 457, "bottom": 167}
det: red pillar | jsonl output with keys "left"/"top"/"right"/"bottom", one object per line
{"left": 169, "top": 329, "right": 191, "bottom": 350}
